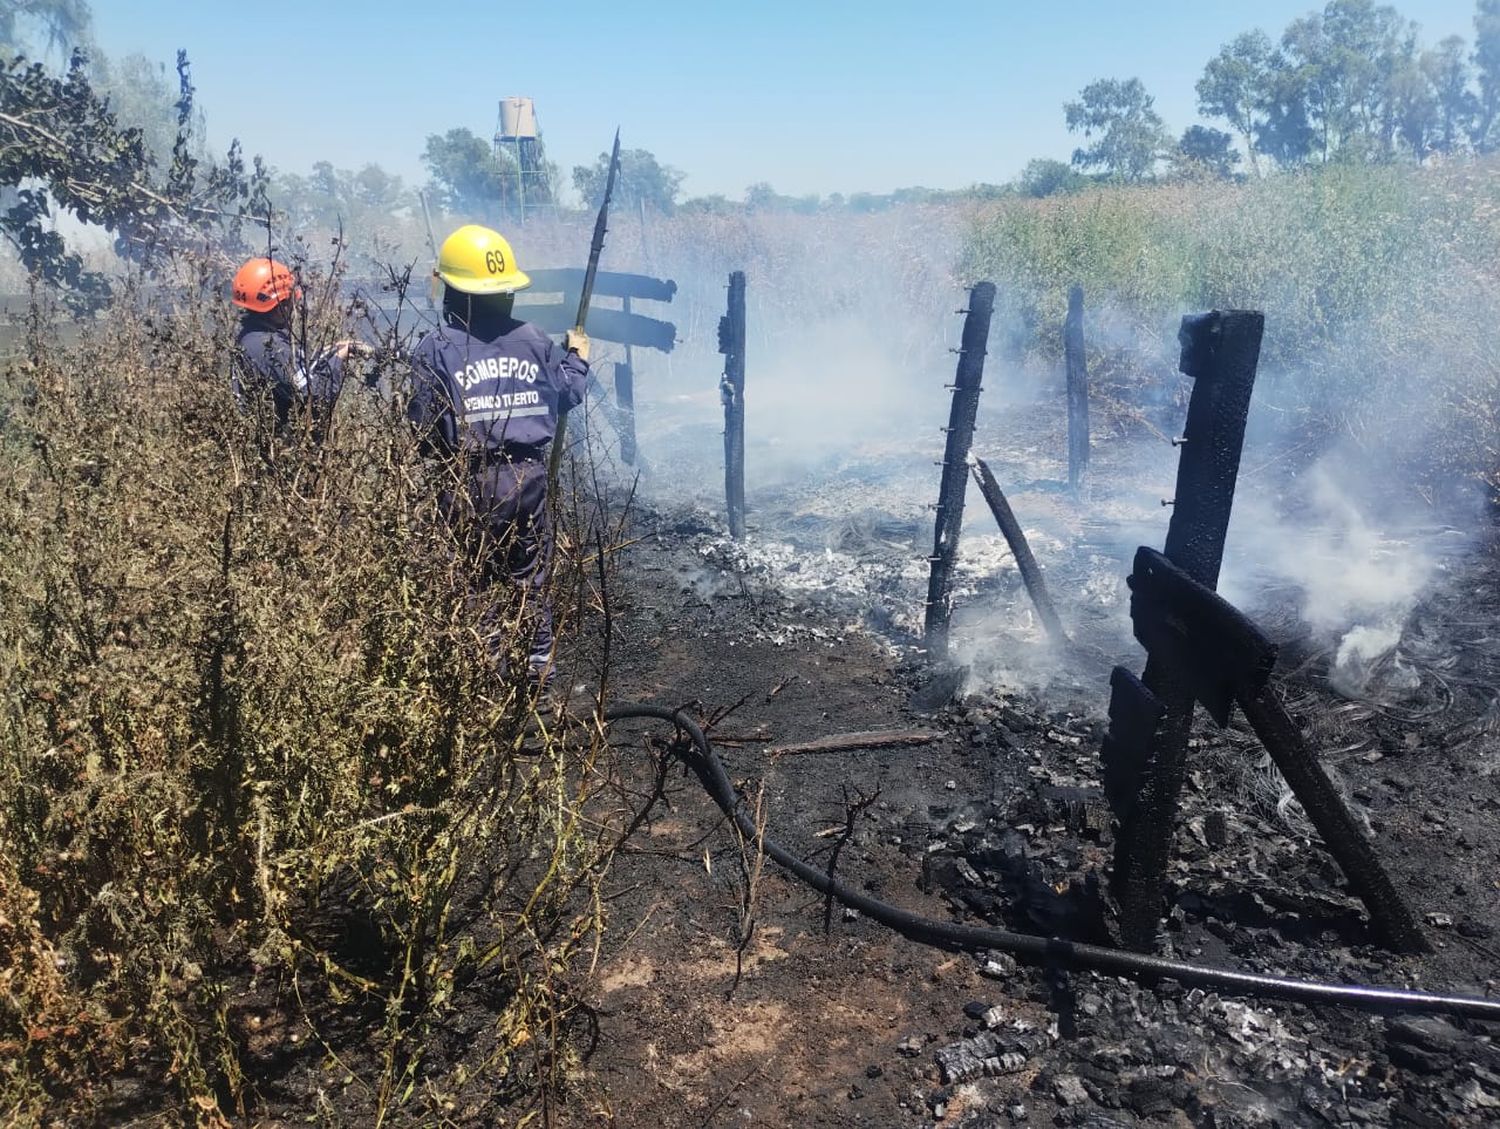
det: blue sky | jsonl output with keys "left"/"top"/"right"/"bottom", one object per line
{"left": 89, "top": 1, "right": 1481, "bottom": 203}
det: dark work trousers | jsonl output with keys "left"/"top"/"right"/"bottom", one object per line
{"left": 441, "top": 456, "right": 554, "bottom": 680}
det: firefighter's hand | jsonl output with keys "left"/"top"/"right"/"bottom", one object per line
{"left": 334, "top": 339, "right": 374, "bottom": 361}
{"left": 565, "top": 329, "right": 590, "bottom": 362}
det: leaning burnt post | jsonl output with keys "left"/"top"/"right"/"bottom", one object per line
{"left": 1065, "top": 284, "right": 1089, "bottom": 495}
{"left": 923, "top": 281, "right": 996, "bottom": 660}
{"left": 719, "top": 271, "right": 747, "bottom": 539}
{"left": 1110, "top": 309, "right": 1263, "bottom": 952}
{"left": 1237, "top": 687, "right": 1429, "bottom": 953}
{"left": 969, "top": 455, "right": 1069, "bottom": 647}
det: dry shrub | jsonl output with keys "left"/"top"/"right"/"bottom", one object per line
{"left": 0, "top": 272, "right": 617, "bottom": 1125}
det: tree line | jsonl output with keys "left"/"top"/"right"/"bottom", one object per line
{"left": 1052, "top": 0, "right": 1500, "bottom": 190}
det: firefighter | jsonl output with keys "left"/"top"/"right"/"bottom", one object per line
{"left": 407, "top": 224, "right": 590, "bottom": 688}
{"left": 230, "top": 256, "right": 362, "bottom": 441}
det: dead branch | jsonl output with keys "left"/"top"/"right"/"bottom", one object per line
{"left": 767, "top": 728, "right": 942, "bottom": 758}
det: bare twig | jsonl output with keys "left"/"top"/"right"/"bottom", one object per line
{"left": 822, "top": 784, "right": 881, "bottom": 934}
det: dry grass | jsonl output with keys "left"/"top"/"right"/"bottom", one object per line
{"left": 0, "top": 268, "right": 623, "bottom": 1125}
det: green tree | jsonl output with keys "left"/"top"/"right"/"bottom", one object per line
{"left": 679, "top": 193, "right": 735, "bottom": 215}
{"left": 846, "top": 191, "right": 890, "bottom": 213}
{"left": 572, "top": 147, "right": 683, "bottom": 214}
{"left": 1387, "top": 48, "right": 1438, "bottom": 156}
{"left": 1172, "top": 125, "right": 1242, "bottom": 178}
{"left": 1197, "top": 30, "right": 1275, "bottom": 175}
{"left": 1423, "top": 35, "right": 1477, "bottom": 154}
{"left": 1278, "top": 1, "right": 1419, "bottom": 162}
{"left": 1257, "top": 48, "right": 1318, "bottom": 165}
{"left": 421, "top": 127, "right": 519, "bottom": 218}
{"left": 274, "top": 161, "right": 408, "bottom": 230}
{"left": 1476, "top": 0, "right": 1500, "bottom": 152}
{"left": 0, "top": 50, "right": 253, "bottom": 307}
{"left": 1016, "top": 157, "right": 1086, "bottom": 197}
{"left": 90, "top": 50, "right": 208, "bottom": 169}
{"left": 1063, "top": 77, "right": 1169, "bottom": 182}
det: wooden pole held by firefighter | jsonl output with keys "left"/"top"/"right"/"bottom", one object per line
{"left": 923, "top": 281, "right": 996, "bottom": 660}
{"left": 1065, "top": 284, "right": 1089, "bottom": 495}
{"left": 549, "top": 128, "right": 621, "bottom": 494}
{"left": 719, "top": 271, "right": 747, "bottom": 539}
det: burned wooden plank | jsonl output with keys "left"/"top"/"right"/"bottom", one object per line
{"left": 768, "top": 729, "right": 943, "bottom": 757}
{"left": 585, "top": 371, "right": 633, "bottom": 450}
{"left": 511, "top": 302, "right": 677, "bottom": 353}
{"left": 719, "top": 271, "right": 747, "bottom": 539}
{"left": 614, "top": 358, "right": 636, "bottom": 465}
{"left": 923, "top": 281, "right": 996, "bottom": 660}
{"left": 969, "top": 455, "right": 1069, "bottom": 647}
{"left": 1064, "top": 284, "right": 1089, "bottom": 495}
{"left": 525, "top": 268, "right": 677, "bottom": 303}
{"left": 1099, "top": 666, "right": 1165, "bottom": 823}
{"left": 1121, "top": 539, "right": 1426, "bottom": 951}
{"left": 1127, "top": 546, "right": 1277, "bottom": 728}
{"left": 1162, "top": 310, "right": 1264, "bottom": 589}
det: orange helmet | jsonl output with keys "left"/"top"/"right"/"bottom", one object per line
{"left": 231, "top": 257, "right": 301, "bottom": 313}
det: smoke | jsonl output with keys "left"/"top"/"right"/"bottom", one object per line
{"left": 1220, "top": 454, "right": 1461, "bottom": 697}
{"left": 534, "top": 186, "right": 1489, "bottom": 715}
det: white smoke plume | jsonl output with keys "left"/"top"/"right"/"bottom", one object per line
{"left": 1221, "top": 456, "right": 1462, "bottom": 696}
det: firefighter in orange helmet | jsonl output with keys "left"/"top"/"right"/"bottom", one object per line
{"left": 229, "top": 256, "right": 365, "bottom": 439}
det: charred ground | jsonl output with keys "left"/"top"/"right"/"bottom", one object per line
{"left": 550, "top": 395, "right": 1500, "bottom": 1128}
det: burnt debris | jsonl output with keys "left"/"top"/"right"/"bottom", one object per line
{"left": 613, "top": 354, "right": 636, "bottom": 465}
{"left": 969, "top": 454, "right": 1070, "bottom": 648}
{"left": 1112, "top": 309, "right": 1264, "bottom": 951}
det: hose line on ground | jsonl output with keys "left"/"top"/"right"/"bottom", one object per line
{"left": 603, "top": 703, "right": 1500, "bottom": 1022}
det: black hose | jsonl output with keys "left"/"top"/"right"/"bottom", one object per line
{"left": 604, "top": 703, "right": 1500, "bottom": 1022}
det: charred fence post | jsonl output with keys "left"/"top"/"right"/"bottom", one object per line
{"left": 719, "top": 271, "right": 747, "bottom": 539}
{"left": 969, "top": 455, "right": 1069, "bottom": 647}
{"left": 923, "top": 281, "right": 996, "bottom": 660}
{"left": 615, "top": 355, "right": 636, "bottom": 467}
{"left": 1065, "top": 284, "right": 1089, "bottom": 495}
{"left": 617, "top": 295, "right": 639, "bottom": 465}
{"left": 1110, "top": 310, "right": 1263, "bottom": 951}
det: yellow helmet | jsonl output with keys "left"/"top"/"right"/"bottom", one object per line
{"left": 434, "top": 224, "right": 532, "bottom": 295}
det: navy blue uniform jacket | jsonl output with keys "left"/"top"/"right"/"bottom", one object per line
{"left": 232, "top": 315, "right": 347, "bottom": 425}
{"left": 407, "top": 317, "right": 588, "bottom": 460}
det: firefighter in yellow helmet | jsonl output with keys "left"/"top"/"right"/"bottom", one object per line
{"left": 407, "top": 224, "right": 590, "bottom": 688}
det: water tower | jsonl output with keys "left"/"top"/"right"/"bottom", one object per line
{"left": 494, "top": 96, "right": 550, "bottom": 224}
